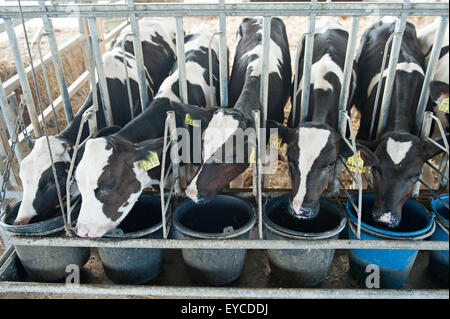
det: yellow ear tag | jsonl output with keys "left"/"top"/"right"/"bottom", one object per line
{"left": 249, "top": 146, "right": 256, "bottom": 168}
{"left": 269, "top": 133, "right": 283, "bottom": 150}
{"left": 432, "top": 152, "right": 444, "bottom": 162}
{"left": 347, "top": 150, "right": 366, "bottom": 173}
{"left": 185, "top": 113, "right": 201, "bottom": 127}
{"left": 438, "top": 97, "right": 449, "bottom": 113}
{"left": 140, "top": 151, "right": 160, "bottom": 171}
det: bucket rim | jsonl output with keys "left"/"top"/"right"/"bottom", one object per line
{"left": 346, "top": 194, "right": 435, "bottom": 238}
{"left": 431, "top": 195, "right": 449, "bottom": 229}
{"left": 102, "top": 194, "right": 170, "bottom": 239}
{"left": 262, "top": 197, "right": 347, "bottom": 239}
{"left": 173, "top": 194, "right": 257, "bottom": 239}
{"left": 0, "top": 199, "right": 79, "bottom": 236}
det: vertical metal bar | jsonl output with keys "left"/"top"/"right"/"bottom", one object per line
{"left": 0, "top": 80, "right": 16, "bottom": 144}
{"left": 253, "top": 110, "right": 263, "bottom": 239}
{"left": 291, "top": 36, "right": 303, "bottom": 128}
{"left": 175, "top": 17, "right": 188, "bottom": 104}
{"left": 87, "top": 18, "right": 113, "bottom": 127}
{"left": 128, "top": 0, "right": 149, "bottom": 111}
{"left": 37, "top": 33, "right": 60, "bottom": 134}
{"left": 376, "top": 14, "right": 407, "bottom": 139}
{"left": 175, "top": 16, "right": 190, "bottom": 183}
{"left": 208, "top": 31, "right": 221, "bottom": 107}
{"left": 415, "top": 17, "right": 448, "bottom": 134}
{"left": 160, "top": 113, "right": 170, "bottom": 239}
{"left": 330, "top": 16, "right": 360, "bottom": 195}
{"left": 260, "top": 16, "right": 271, "bottom": 126}
{"left": 300, "top": 14, "right": 316, "bottom": 123}
{"left": 218, "top": 0, "right": 228, "bottom": 107}
{"left": 86, "top": 36, "right": 99, "bottom": 135}
{"left": 168, "top": 111, "right": 182, "bottom": 196}
{"left": 3, "top": 18, "right": 42, "bottom": 137}
{"left": 5, "top": 94, "right": 23, "bottom": 162}
{"left": 38, "top": 0, "right": 73, "bottom": 123}
{"left": 121, "top": 33, "right": 135, "bottom": 119}
{"left": 412, "top": 111, "right": 433, "bottom": 198}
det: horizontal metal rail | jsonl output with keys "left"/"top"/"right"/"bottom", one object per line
{"left": 8, "top": 236, "right": 449, "bottom": 250}
{"left": 0, "top": 3, "right": 448, "bottom": 18}
{"left": 0, "top": 281, "right": 447, "bottom": 299}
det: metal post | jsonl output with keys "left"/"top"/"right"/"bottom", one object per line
{"left": 3, "top": 18, "right": 43, "bottom": 137}
{"left": 330, "top": 16, "right": 360, "bottom": 195}
{"left": 38, "top": 0, "right": 73, "bottom": 123}
{"left": 376, "top": 14, "right": 407, "bottom": 138}
{"left": 208, "top": 31, "right": 221, "bottom": 107}
{"left": 128, "top": 0, "right": 149, "bottom": 111}
{"left": 300, "top": 14, "right": 316, "bottom": 123}
{"left": 253, "top": 110, "right": 263, "bottom": 239}
{"left": 175, "top": 17, "right": 188, "bottom": 104}
{"left": 121, "top": 33, "right": 136, "bottom": 119}
{"left": 4, "top": 94, "right": 24, "bottom": 162}
{"left": 260, "top": 16, "right": 271, "bottom": 126}
{"left": 168, "top": 111, "right": 182, "bottom": 196}
{"left": 412, "top": 111, "right": 433, "bottom": 198}
{"left": 87, "top": 18, "right": 114, "bottom": 126}
{"left": 415, "top": 17, "right": 448, "bottom": 134}
{"left": 37, "top": 33, "right": 60, "bottom": 134}
{"left": 218, "top": 0, "right": 228, "bottom": 107}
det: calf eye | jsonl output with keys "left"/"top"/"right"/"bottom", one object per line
{"left": 103, "top": 181, "right": 116, "bottom": 190}
{"left": 327, "top": 161, "right": 336, "bottom": 170}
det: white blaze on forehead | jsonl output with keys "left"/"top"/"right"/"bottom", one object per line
{"left": 386, "top": 137, "right": 413, "bottom": 165}
{"left": 293, "top": 128, "right": 331, "bottom": 207}
{"left": 298, "top": 53, "right": 344, "bottom": 94}
{"left": 17, "top": 136, "right": 70, "bottom": 222}
{"left": 368, "top": 62, "right": 425, "bottom": 96}
{"left": 202, "top": 111, "right": 240, "bottom": 162}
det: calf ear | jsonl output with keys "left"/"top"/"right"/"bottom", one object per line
{"left": 429, "top": 81, "right": 449, "bottom": 105}
{"left": 266, "top": 120, "right": 295, "bottom": 145}
{"left": 339, "top": 138, "right": 379, "bottom": 167}
{"left": 422, "top": 135, "right": 448, "bottom": 160}
{"left": 133, "top": 137, "right": 165, "bottom": 164}
{"left": 170, "top": 100, "right": 218, "bottom": 128}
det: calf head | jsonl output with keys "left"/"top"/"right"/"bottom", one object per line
{"left": 171, "top": 103, "right": 256, "bottom": 203}
{"left": 15, "top": 136, "right": 74, "bottom": 225}
{"left": 14, "top": 126, "right": 122, "bottom": 225}
{"left": 74, "top": 136, "right": 164, "bottom": 238}
{"left": 267, "top": 121, "right": 372, "bottom": 219}
{"left": 359, "top": 132, "right": 446, "bottom": 228}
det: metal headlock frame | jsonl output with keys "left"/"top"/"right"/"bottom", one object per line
{"left": 0, "top": 0, "right": 449, "bottom": 298}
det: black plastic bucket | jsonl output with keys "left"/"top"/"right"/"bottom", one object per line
{"left": 0, "top": 200, "right": 90, "bottom": 282}
{"left": 173, "top": 195, "right": 256, "bottom": 286}
{"left": 263, "top": 195, "right": 347, "bottom": 287}
{"left": 97, "top": 194, "right": 169, "bottom": 285}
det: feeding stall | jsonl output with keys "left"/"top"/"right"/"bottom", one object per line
{"left": 0, "top": 0, "right": 448, "bottom": 298}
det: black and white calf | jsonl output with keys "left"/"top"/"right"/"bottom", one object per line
{"left": 352, "top": 18, "right": 445, "bottom": 228}
{"left": 268, "top": 17, "right": 358, "bottom": 219}
{"left": 182, "top": 17, "right": 292, "bottom": 203}
{"left": 156, "top": 26, "right": 221, "bottom": 107}
{"left": 15, "top": 18, "right": 177, "bottom": 225}
{"left": 74, "top": 27, "right": 222, "bottom": 238}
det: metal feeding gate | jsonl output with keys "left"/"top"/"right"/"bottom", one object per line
{"left": 0, "top": 0, "right": 449, "bottom": 298}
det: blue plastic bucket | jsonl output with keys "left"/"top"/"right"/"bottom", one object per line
{"left": 97, "top": 194, "right": 169, "bottom": 284}
{"left": 429, "top": 195, "right": 449, "bottom": 284}
{"left": 173, "top": 195, "right": 256, "bottom": 286}
{"left": 346, "top": 194, "right": 435, "bottom": 289}
{"left": 263, "top": 195, "right": 347, "bottom": 287}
